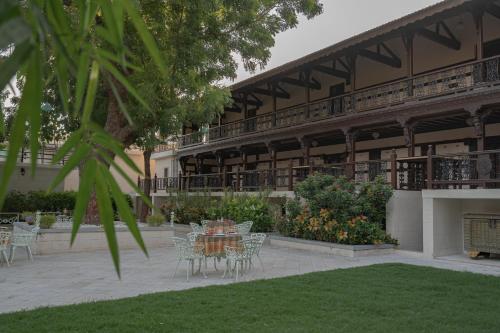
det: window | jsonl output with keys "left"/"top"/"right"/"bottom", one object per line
{"left": 163, "top": 167, "right": 169, "bottom": 178}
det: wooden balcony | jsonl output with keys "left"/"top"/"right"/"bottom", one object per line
{"left": 140, "top": 149, "right": 500, "bottom": 193}
{"left": 178, "top": 55, "right": 500, "bottom": 149}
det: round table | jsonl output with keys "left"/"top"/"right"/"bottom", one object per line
{"left": 195, "top": 233, "right": 242, "bottom": 257}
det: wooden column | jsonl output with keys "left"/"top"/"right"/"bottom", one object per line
{"left": 472, "top": 113, "right": 485, "bottom": 151}
{"left": 267, "top": 143, "right": 277, "bottom": 190}
{"left": 271, "top": 83, "right": 277, "bottom": 127}
{"left": 215, "top": 151, "right": 224, "bottom": 189}
{"left": 195, "top": 156, "right": 203, "bottom": 174}
{"left": 345, "top": 130, "right": 357, "bottom": 162}
{"left": 348, "top": 55, "right": 356, "bottom": 91}
{"left": 426, "top": 144, "right": 433, "bottom": 189}
{"left": 466, "top": 105, "right": 485, "bottom": 151}
{"left": 288, "top": 160, "right": 293, "bottom": 191}
{"left": 404, "top": 32, "right": 414, "bottom": 96}
{"left": 304, "top": 69, "right": 311, "bottom": 118}
{"left": 241, "top": 149, "right": 248, "bottom": 171}
{"left": 299, "top": 137, "right": 311, "bottom": 167}
{"left": 403, "top": 124, "right": 416, "bottom": 157}
{"left": 474, "top": 9, "right": 484, "bottom": 60}
{"left": 344, "top": 130, "right": 357, "bottom": 180}
{"left": 242, "top": 92, "right": 248, "bottom": 132}
{"left": 390, "top": 149, "right": 397, "bottom": 189}
{"left": 235, "top": 165, "right": 240, "bottom": 192}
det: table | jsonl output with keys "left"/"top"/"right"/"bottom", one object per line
{"left": 204, "top": 220, "right": 236, "bottom": 234}
{"left": 195, "top": 233, "right": 242, "bottom": 257}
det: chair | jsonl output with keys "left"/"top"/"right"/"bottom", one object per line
{"left": 249, "top": 233, "right": 266, "bottom": 270}
{"left": 236, "top": 221, "right": 253, "bottom": 235}
{"left": 0, "top": 231, "right": 11, "bottom": 266}
{"left": 201, "top": 220, "right": 211, "bottom": 233}
{"left": 189, "top": 223, "right": 204, "bottom": 234}
{"left": 171, "top": 236, "right": 205, "bottom": 281}
{"left": 224, "top": 239, "right": 255, "bottom": 281}
{"left": 9, "top": 220, "right": 40, "bottom": 264}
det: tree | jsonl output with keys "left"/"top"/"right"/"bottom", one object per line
{"left": 0, "top": 0, "right": 323, "bottom": 274}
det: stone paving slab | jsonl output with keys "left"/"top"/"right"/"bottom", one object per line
{"left": 1, "top": 244, "right": 500, "bottom": 314}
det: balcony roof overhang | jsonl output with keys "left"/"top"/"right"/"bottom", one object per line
{"left": 229, "top": 0, "right": 473, "bottom": 92}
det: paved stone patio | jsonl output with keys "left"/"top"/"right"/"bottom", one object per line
{"left": 1, "top": 244, "right": 500, "bottom": 314}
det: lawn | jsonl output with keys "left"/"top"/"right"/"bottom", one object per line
{"left": 2, "top": 264, "right": 500, "bottom": 332}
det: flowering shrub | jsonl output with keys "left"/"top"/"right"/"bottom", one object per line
{"left": 207, "top": 193, "right": 274, "bottom": 232}
{"left": 278, "top": 174, "right": 396, "bottom": 245}
{"left": 146, "top": 213, "right": 165, "bottom": 226}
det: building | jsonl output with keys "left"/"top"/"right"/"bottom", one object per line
{"left": 0, "top": 144, "right": 153, "bottom": 195}
{"left": 151, "top": 0, "right": 500, "bottom": 258}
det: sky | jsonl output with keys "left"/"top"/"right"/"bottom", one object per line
{"left": 230, "top": 0, "right": 442, "bottom": 84}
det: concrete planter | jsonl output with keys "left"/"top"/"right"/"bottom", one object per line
{"left": 33, "top": 226, "right": 174, "bottom": 255}
{"left": 269, "top": 234, "right": 395, "bottom": 257}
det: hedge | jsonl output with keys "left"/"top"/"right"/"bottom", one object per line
{"left": 2, "top": 191, "right": 133, "bottom": 216}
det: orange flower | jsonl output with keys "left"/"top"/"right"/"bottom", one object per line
{"left": 307, "top": 217, "right": 321, "bottom": 232}
{"left": 319, "top": 208, "right": 330, "bottom": 220}
{"left": 323, "top": 220, "right": 337, "bottom": 232}
{"left": 337, "top": 230, "right": 348, "bottom": 241}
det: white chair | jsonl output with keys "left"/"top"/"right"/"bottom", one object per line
{"left": 200, "top": 220, "right": 211, "bottom": 233}
{"left": 249, "top": 233, "right": 266, "bottom": 270}
{"left": 223, "top": 239, "right": 253, "bottom": 281}
{"left": 9, "top": 214, "right": 40, "bottom": 264}
{"left": 0, "top": 231, "right": 11, "bottom": 266}
{"left": 171, "top": 236, "right": 205, "bottom": 281}
{"left": 236, "top": 221, "right": 253, "bottom": 235}
{"left": 189, "top": 223, "right": 204, "bottom": 234}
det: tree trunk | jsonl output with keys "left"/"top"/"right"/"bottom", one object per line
{"left": 140, "top": 148, "right": 153, "bottom": 223}
{"left": 84, "top": 77, "right": 137, "bottom": 225}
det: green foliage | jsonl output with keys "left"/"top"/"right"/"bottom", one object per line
{"left": 208, "top": 193, "right": 275, "bottom": 232}
{"left": 0, "top": 0, "right": 322, "bottom": 275}
{"left": 2, "top": 191, "right": 76, "bottom": 213}
{"left": 356, "top": 176, "right": 394, "bottom": 229}
{"left": 278, "top": 174, "right": 396, "bottom": 245}
{"left": 161, "top": 192, "right": 212, "bottom": 225}
{"left": 146, "top": 214, "right": 165, "bottom": 227}
{"left": 39, "top": 214, "right": 56, "bottom": 229}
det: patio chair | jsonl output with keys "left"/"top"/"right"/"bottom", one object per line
{"left": 189, "top": 222, "right": 204, "bottom": 234}
{"left": 0, "top": 231, "right": 10, "bottom": 266}
{"left": 224, "top": 239, "right": 253, "bottom": 281}
{"left": 171, "top": 236, "right": 205, "bottom": 281}
{"left": 201, "top": 220, "right": 211, "bottom": 233}
{"left": 236, "top": 221, "right": 253, "bottom": 235}
{"left": 9, "top": 220, "right": 40, "bottom": 264}
{"left": 249, "top": 233, "right": 266, "bottom": 270}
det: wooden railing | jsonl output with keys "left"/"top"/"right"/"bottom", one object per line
{"left": 139, "top": 149, "right": 500, "bottom": 193}
{"left": 153, "top": 143, "right": 177, "bottom": 153}
{"left": 0, "top": 144, "right": 68, "bottom": 165}
{"left": 429, "top": 150, "right": 500, "bottom": 189}
{"left": 178, "top": 55, "right": 500, "bottom": 148}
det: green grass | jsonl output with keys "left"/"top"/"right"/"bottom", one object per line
{"left": 2, "top": 264, "right": 500, "bottom": 332}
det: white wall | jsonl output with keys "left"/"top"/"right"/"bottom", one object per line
{"left": 0, "top": 162, "right": 64, "bottom": 193}
{"left": 422, "top": 190, "right": 500, "bottom": 258}
{"left": 387, "top": 190, "right": 423, "bottom": 252}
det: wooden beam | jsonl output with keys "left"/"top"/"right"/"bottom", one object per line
{"left": 417, "top": 21, "right": 460, "bottom": 50}
{"left": 232, "top": 96, "right": 262, "bottom": 107}
{"left": 358, "top": 43, "right": 402, "bottom": 68}
{"left": 486, "top": 3, "right": 500, "bottom": 20}
{"left": 252, "top": 87, "right": 290, "bottom": 99}
{"left": 313, "top": 65, "right": 350, "bottom": 80}
{"left": 224, "top": 106, "right": 241, "bottom": 113}
{"left": 281, "top": 77, "right": 321, "bottom": 90}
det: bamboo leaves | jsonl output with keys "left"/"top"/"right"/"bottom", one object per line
{"left": 0, "top": 0, "right": 164, "bottom": 276}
